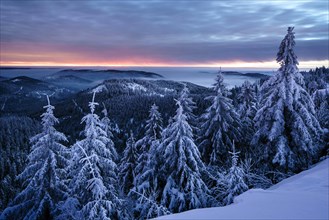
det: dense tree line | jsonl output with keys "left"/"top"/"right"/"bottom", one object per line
{"left": 0, "top": 116, "right": 41, "bottom": 211}
{"left": 0, "top": 27, "right": 328, "bottom": 219}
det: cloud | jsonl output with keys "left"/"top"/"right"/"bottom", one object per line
{"left": 1, "top": 0, "right": 328, "bottom": 65}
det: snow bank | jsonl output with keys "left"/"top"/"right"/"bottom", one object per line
{"left": 156, "top": 159, "right": 329, "bottom": 220}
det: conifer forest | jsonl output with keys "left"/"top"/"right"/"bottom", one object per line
{"left": 0, "top": 27, "right": 328, "bottom": 219}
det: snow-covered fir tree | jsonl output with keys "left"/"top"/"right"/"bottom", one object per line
{"left": 254, "top": 80, "right": 262, "bottom": 112}
{"left": 224, "top": 141, "right": 248, "bottom": 205}
{"left": 199, "top": 72, "right": 242, "bottom": 166}
{"left": 252, "top": 27, "right": 323, "bottom": 171}
{"left": 213, "top": 68, "right": 229, "bottom": 97}
{"left": 133, "top": 104, "right": 164, "bottom": 219}
{"left": 119, "top": 130, "right": 138, "bottom": 195}
{"left": 134, "top": 104, "right": 163, "bottom": 189}
{"left": 100, "top": 105, "right": 118, "bottom": 161}
{"left": 1, "top": 96, "right": 69, "bottom": 219}
{"left": 238, "top": 80, "right": 257, "bottom": 121}
{"left": 178, "top": 84, "right": 197, "bottom": 125}
{"left": 315, "top": 95, "right": 329, "bottom": 151}
{"left": 157, "top": 99, "right": 211, "bottom": 213}
{"left": 317, "top": 101, "right": 329, "bottom": 129}
{"left": 69, "top": 92, "right": 122, "bottom": 219}
{"left": 237, "top": 80, "right": 257, "bottom": 146}
{"left": 312, "top": 87, "right": 329, "bottom": 131}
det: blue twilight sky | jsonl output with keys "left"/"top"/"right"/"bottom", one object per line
{"left": 0, "top": 0, "right": 328, "bottom": 67}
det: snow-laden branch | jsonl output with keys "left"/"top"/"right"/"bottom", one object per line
{"left": 76, "top": 143, "right": 96, "bottom": 180}
{"left": 130, "top": 189, "right": 171, "bottom": 215}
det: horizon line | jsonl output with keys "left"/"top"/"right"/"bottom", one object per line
{"left": 1, "top": 59, "right": 328, "bottom": 70}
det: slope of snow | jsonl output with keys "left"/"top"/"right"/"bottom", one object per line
{"left": 156, "top": 159, "right": 329, "bottom": 220}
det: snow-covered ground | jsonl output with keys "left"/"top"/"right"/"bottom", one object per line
{"left": 157, "top": 159, "right": 329, "bottom": 220}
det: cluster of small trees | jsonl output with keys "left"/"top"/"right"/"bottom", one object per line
{"left": 1, "top": 27, "right": 327, "bottom": 219}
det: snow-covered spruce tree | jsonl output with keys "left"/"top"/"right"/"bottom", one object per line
{"left": 119, "top": 131, "right": 138, "bottom": 195}
{"left": 238, "top": 80, "right": 257, "bottom": 121}
{"left": 314, "top": 92, "right": 329, "bottom": 152}
{"left": 1, "top": 96, "right": 69, "bottom": 219}
{"left": 237, "top": 80, "right": 257, "bottom": 146}
{"left": 224, "top": 141, "right": 248, "bottom": 205}
{"left": 100, "top": 104, "right": 118, "bottom": 162}
{"left": 69, "top": 92, "right": 122, "bottom": 219}
{"left": 254, "top": 80, "right": 262, "bottom": 112}
{"left": 178, "top": 84, "right": 197, "bottom": 125}
{"left": 317, "top": 101, "right": 329, "bottom": 130}
{"left": 252, "top": 27, "right": 323, "bottom": 172}
{"left": 158, "top": 99, "right": 210, "bottom": 213}
{"left": 133, "top": 104, "right": 163, "bottom": 219}
{"left": 214, "top": 68, "right": 229, "bottom": 97}
{"left": 199, "top": 72, "right": 242, "bottom": 166}
{"left": 134, "top": 104, "right": 163, "bottom": 189}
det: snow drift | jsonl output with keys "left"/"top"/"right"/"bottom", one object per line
{"left": 157, "top": 159, "right": 329, "bottom": 220}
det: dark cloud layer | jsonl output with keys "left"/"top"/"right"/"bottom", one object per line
{"left": 0, "top": 0, "right": 328, "bottom": 65}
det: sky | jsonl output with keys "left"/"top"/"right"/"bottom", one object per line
{"left": 0, "top": 0, "right": 328, "bottom": 68}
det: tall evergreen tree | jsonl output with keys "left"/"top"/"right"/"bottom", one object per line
{"left": 199, "top": 72, "right": 242, "bottom": 166}
{"left": 317, "top": 101, "right": 329, "bottom": 129}
{"left": 238, "top": 80, "right": 257, "bottom": 121}
{"left": 133, "top": 104, "right": 164, "bottom": 219}
{"left": 119, "top": 131, "right": 138, "bottom": 195}
{"left": 254, "top": 80, "right": 262, "bottom": 112}
{"left": 237, "top": 80, "right": 257, "bottom": 146}
{"left": 1, "top": 96, "right": 69, "bottom": 219}
{"left": 157, "top": 100, "right": 210, "bottom": 213}
{"left": 214, "top": 69, "right": 229, "bottom": 97}
{"left": 100, "top": 105, "right": 118, "bottom": 161}
{"left": 252, "top": 27, "right": 323, "bottom": 171}
{"left": 69, "top": 92, "right": 121, "bottom": 219}
{"left": 134, "top": 104, "right": 163, "bottom": 189}
{"left": 178, "top": 84, "right": 197, "bottom": 125}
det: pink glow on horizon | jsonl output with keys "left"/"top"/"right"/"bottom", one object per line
{"left": 1, "top": 42, "right": 328, "bottom": 69}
